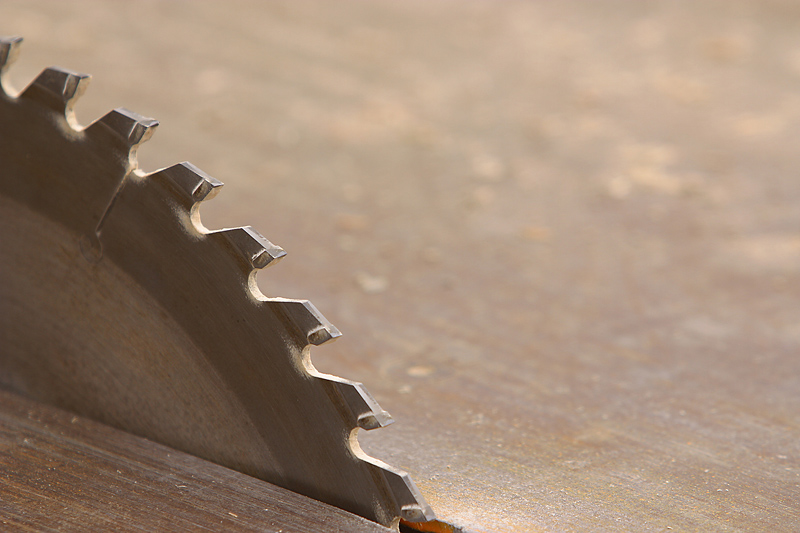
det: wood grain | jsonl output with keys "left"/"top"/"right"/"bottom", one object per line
{"left": 0, "top": 389, "right": 390, "bottom": 532}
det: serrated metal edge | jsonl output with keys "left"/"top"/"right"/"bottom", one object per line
{"left": 149, "top": 145, "right": 433, "bottom": 523}
{"left": 1, "top": 37, "right": 162, "bottom": 263}
{"left": 0, "top": 37, "right": 434, "bottom": 523}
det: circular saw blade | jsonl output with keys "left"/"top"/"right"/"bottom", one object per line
{"left": 0, "top": 36, "right": 433, "bottom": 527}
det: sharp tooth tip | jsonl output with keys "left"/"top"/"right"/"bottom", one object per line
{"left": 357, "top": 415, "right": 380, "bottom": 430}
{"left": 181, "top": 161, "right": 223, "bottom": 185}
{"left": 0, "top": 37, "right": 23, "bottom": 76}
{"left": 115, "top": 106, "right": 158, "bottom": 124}
{"left": 378, "top": 467, "right": 436, "bottom": 522}
{"left": 217, "top": 226, "right": 283, "bottom": 270}
{"left": 91, "top": 108, "right": 159, "bottom": 147}
{"left": 154, "top": 162, "right": 223, "bottom": 202}
{"left": 40, "top": 67, "right": 90, "bottom": 81}
{"left": 400, "top": 504, "right": 437, "bottom": 523}
{"left": 253, "top": 248, "right": 284, "bottom": 269}
{"left": 321, "top": 378, "right": 393, "bottom": 430}
{"left": 20, "top": 67, "right": 91, "bottom": 113}
{"left": 307, "top": 325, "right": 338, "bottom": 346}
{"left": 358, "top": 409, "right": 393, "bottom": 430}
{"left": 0, "top": 35, "right": 23, "bottom": 54}
{"left": 269, "top": 299, "right": 340, "bottom": 345}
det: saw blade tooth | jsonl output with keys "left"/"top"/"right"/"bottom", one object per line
{"left": 20, "top": 67, "right": 90, "bottom": 117}
{"left": 212, "top": 226, "right": 286, "bottom": 270}
{"left": 153, "top": 161, "right": 224, "bottom": 203}
{"left": 268, "top": 299, "right": 342, "bottom": 346}
{"left": 0, "top": 36, "right": 23, "bottom": 95}
{"left": 87, "top": 107, "right": 159, "bottom": 151}
{"left": 349, "top": 432, "right": 437, "bottom": 523}
{"left": 317, "top": 375, "right": 393, "bottom": 430}
{"left": 0, "top": 36, "right": 22, "bottom": 69}
{"left": 383, "top": 468, "right": 437, "bottom": 523}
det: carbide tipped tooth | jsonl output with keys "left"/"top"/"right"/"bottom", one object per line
{"left": 88, "top": 107, "right": 158, "bottom": 149}
{"left": 270, "top": 299, "right": 341, "bottom": 345}
{"left": 20, "top": 67, "right": 90, "bottom": 115}
{"left": 380, "top": 467, "right": 437, "bottom": 523}
{"left": 0, "top": 36, "right": 22, "bottom": 71}
{"left": 216, "top": 226, "right": 286, "bottom": 269}
{"left": 155, "top": 162, "right": 223, "bottom": 202}
{"left": 322, "top": 376, "right": 393, "bottom": 430}
{"left": 0, "top": 36, "right": 23, "bottom": 96}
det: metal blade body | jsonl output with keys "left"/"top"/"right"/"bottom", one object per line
{"left": 0, "top": 37, "right": 432, "bottom": 527}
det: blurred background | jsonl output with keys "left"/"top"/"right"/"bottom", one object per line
{"left": 3, "top": 1, "right": 800, "bottom": 531}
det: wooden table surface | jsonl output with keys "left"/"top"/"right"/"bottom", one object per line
{"left": 0, "top": 390, "right": 391, "bottom": 532}
{"left": 3, "top": 1, "right": 800, "bottom": 531}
